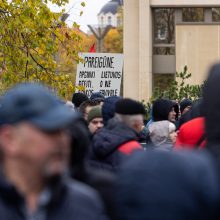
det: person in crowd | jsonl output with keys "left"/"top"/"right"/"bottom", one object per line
{"left": 174, "top": 99, "right": 206, "bottom": 150}
{"left": 90, "top": 92, "right": 105, "bottom": 103}
{"left": 180, "top": 98, "right": 192, "bottom": 116}
{"left": 152, "top": 98, "right": 178, "bottom": 123}
{"left": 102, "top": 96, "right": 122, "bottom": 126}
{"left": 79, "top": 99, "right": 102, "bottom": 121}
{"left": 203, "top": 63, "right": 220, "bottom": 172}
{"left": 114, "top": 150, "right": 220, "bottom": 220}
{"left": 0, "top": 83, "right": 107, "bottom": 220}
{"left": 68, "top": 117, "right": 116, "bottom": 220}
{"left": 71, "top": 92, "right": 88, "bottom": 110}
{"left": 149, "top": 120, "right": 177, "bottom": 151}
{"left": 89, "top": 98, "right": 145, "bottom": 171}
{"left": 87, "top": 106, "right": 104, "bottom": 135}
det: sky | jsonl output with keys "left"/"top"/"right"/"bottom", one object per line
{"left": 48, "top": 0, "right": 109, "bottom": 33}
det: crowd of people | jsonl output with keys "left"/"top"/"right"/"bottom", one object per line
{"left": 1, "top": 64, "right": 220, "bottom": 219}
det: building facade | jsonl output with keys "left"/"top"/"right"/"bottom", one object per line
{"left": 124, "top": 0, "right": 220, "bottom": 101}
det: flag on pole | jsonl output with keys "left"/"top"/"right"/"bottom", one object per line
{"left": 89, "top": 43, "right": 96, "bottom": 53}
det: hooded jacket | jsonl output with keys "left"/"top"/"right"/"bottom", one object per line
{"left": 149, "top": 120, "right": 175, "bottom": 151}
{"left": 89, "top": 118, "right": 142, "bottom": 171}
{"left": 152, "top": 99, "right": 177, "bottom": 122}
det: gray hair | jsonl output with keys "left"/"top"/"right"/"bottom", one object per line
{"left": 115, "top": 113, "right": 144, "bottom": 129}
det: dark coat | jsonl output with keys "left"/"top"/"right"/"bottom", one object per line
{"left": 203, "top": 63, "right": 220, "bottom": 172}
{"left": 114, "top": 150, "right": 220, "bottom": 220}
{"left": 177, "top": 98, "right": 203, "bottom": 129}
{"left": 89, "top": 118, "right": 142, "bottom": 171}
{"left": 0, "top": 175, "right": 107, "bottom": 220}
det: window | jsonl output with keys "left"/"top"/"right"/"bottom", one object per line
{"left": 108, "top": 16, "right": 112, "bottom": 25}
{"left": 182, "top": 8, "right": 204, "bottom": 22}
{"left": 153, "top": 47, "right": 175, "bottom": 55}
{"left": 212, "top": 8, "right": 220, "bottom": 22}
{"left": 153, "top": 9, "right": 175, "bottom": 44}
{"left": 101, "top": 16, "right": 104, "bottom": 26}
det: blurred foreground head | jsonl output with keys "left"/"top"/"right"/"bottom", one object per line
{"left": 115, "top": 150, "right": 220, "bottom": 220}
{"left": 0, "top": 83, "right": 76, "bottom": 179}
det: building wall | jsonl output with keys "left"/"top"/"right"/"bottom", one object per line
{"left": 124, "top": 0, "right": 220, "bottom": 101}
{"left": 176, "top": 25, "right": 220, "bottom": 84}
{"left": 123, "top": 0, "right": 152, "bottom": 101}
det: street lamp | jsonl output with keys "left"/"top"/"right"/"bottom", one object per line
{"left": 88, "top": 24, "right": 112, "bottom": 52}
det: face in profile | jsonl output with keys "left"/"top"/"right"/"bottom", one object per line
{"left": 169, "top": 131, "right": 177, "bottom": 143}
{"left": 9, "top": 122, "right": 71, "bottom": 179}
{"left": 168, "top": 107, "right": 176, "bottom": 122}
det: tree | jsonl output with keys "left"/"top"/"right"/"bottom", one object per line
{"left": 0, "top": 0, "right": 85, "bottom": 99}
{"left": 104, "top": 28, "right": 123, "bottom": 53}
{"left": 57, "top": 28, "right": 95, "bottom": 86}
{"left": 153, "top": 66, "right": 204, "bottom": 101}
{"left": 103, "top": 6, "right": 123, "bottom": 53}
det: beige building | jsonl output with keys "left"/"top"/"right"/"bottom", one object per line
{"left": 124, "top": 0, "right": 220, "bottom": 101}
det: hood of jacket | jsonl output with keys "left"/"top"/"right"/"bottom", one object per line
{"left": 91, "top": 117, "right": 140, "bottom": 158}
{"left": 152, "top": 99, "right": 176, "bottom": 122}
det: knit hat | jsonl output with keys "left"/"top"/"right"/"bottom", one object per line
{"left": 87, "top": 106, "right": 102, "bottom": 123}
{"left": 115, "top": 98, "right": 146, "bottom": 115}
{"left": 90, "top": 92, "right": 105, "bottom": 101}
{"left": 102, "top": 96, "right": 122, "bottom": 125}
{"left": 72, "top": 93, "right": 88, "bottom": 108}
{"left": 180, "top": 98, "right": 192, "bottom": 114}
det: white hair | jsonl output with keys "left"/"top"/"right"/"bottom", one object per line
{"left": 115, "top": 113, "right": 143, "bottom": 129}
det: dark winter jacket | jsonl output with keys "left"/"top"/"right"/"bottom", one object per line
{"left": 203, "top": 63, "right": 220, "bottom": 171}
{"left": 114, "top": 150, "right": 220, "bottom": 220}
{"left": 89, "top": 118, "right": 142, "bottom": 171}
{"left": 177, "top": 98, "right": 203, "bottom": 129}
{"left": 0, "top": 174, "right": 107, "bottom": 220}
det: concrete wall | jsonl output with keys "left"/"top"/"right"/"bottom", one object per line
{"left": 123, "top": 0, "right": 152, "bottom": 101}
{"left": 123, "top": 0, "right": 220, "bottom": 101}
{"left": 176, "top": 25, "right": 220, "bottom": 84}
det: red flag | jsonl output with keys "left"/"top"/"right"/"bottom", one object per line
{"left": 89, "top": 43, "right": 96, "bottom": 53}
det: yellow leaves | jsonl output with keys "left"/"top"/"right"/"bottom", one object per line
{"left": 104, "top": 28, "right": 123, "bottom": 53}
{"left": 0, "top": 0, "right": 85, "bottom": 99}
{"left": 73, "top": 22, "right": 80, "bottom": 29}
{"left": 81, "top": 2, "right": 86, "bottom": 7}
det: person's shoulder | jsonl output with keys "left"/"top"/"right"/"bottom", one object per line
{"left": 65, "top": 178, "right": 101, "bottom": 202}
{"left": 63, "top": 178, "right": 108, "bottom": 219}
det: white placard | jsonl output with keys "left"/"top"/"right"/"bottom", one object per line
{"left": 75, "top": 53, "right": 123, "bottom": 97}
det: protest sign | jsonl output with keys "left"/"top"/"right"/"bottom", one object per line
{"left": 75, "top": 53, "right": 123, "bottom": 97}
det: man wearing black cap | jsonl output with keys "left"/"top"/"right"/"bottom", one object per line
{"left": 89, "top": 98, "right": 145, "bottom": 172}
{"left": 0, "top": 83, "right": 107, "bottom": 220}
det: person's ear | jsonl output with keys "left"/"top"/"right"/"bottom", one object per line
{"left": 0, "top": 125, "right": 19, "bottom": 157}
